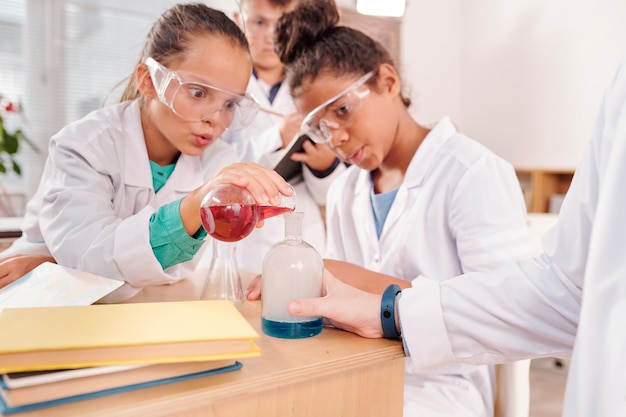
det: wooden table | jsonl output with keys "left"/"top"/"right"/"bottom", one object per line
{"left": 0, "top": 217, "right": 22, "bottom": 251}
{"left": 12, "top": 270, "right": 405, "bottom": 417}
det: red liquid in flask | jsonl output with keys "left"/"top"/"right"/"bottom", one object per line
{"left": 200, "top": 205, "right": 294, "bottom": 242}
{"left": 257, "top": 205, "right": 293, "bottom": 220}
{"left": 200, "top": 204, "right": 257, "bottom": 242}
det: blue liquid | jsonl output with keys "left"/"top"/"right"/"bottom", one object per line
{"left": 261, "top": 317, "right": 323, "bottom": 339}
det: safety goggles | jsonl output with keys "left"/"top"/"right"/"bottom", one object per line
{"left": 144, "top": 57, "right": 259, "bottom": 130}
{"left": 300, "top": 72, "right": 374, "bottom": 144}
{"left": 243, "top": 13, "right": 280, "bottom": 37}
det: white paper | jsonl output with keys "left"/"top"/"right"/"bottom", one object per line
{"left": 0, "top": 262, "right": 123, "bottom": 313}
{"left": 1, "top": 363, "right": 143, "bottom": 389}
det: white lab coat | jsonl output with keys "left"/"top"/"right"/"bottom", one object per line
{"left": 399, "top": 60, "right": 626, "bottom": 416}
{"left": 220, "top": 75, "right": 345, "bottom": 273}
{"left": 3, "top": 100, "right": 237, "bottom": 302}
{"left": 221, "top": 74, "right": 295, "bottom": 161}
{"left": 325, "top": 117, "right": 531, "bottom": 416}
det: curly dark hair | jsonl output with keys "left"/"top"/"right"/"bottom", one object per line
{"left": 274, "top": 0, "right": 409, "bottom": 107}
{"left": 241, "top": 0, "right": 296, "bottom": 8}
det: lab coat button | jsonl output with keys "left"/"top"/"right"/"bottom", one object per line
{"left": 374, "top": 255, "right": 380, "bottom": 263}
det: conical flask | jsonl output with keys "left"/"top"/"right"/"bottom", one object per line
{"left": 261, "top": 211, "right": 323, "bottom": 338}
{"left": 201, "top": 239, "right": 245, "bottom": 308}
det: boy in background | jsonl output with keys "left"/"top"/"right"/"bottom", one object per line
{"left": 221, "top": 0, "right": 345, "bottom": 274}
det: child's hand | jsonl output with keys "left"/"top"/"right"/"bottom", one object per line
{"left": 207, "top": 162, "right": 294, "bottom": 207}
{"left": 180, "top": 162, "right": 294, "bottom": 236}
{"left": 279, "top": 112, "right": 304, "bottom": 149}
{"left": 0, "top": 254, "right": 56, "bottom": 289}
{"left": 288, "top": 269, "right": 384, "bottom": 339}
{"left": 290, "top": 139, "right": 338, "bottom": 172}
{"left": 246, "top": 274, "right": 262, "bottom": 300}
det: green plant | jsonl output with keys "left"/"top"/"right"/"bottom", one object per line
{"left": 0, "top": 95, "right": 38, "bottom": 176}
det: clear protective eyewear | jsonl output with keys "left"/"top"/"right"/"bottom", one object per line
{"left": 243, "top": 13, "right": 280, "bottom": 36}
{"left": 144, "top": 57, "right": 259, "bottom": 130}
{"left": 300, "top": 72, "right": 375, "bottom": 144}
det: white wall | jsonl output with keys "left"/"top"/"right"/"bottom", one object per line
{"left": 401, "top": 0, "right": 626, "bottom": 169}
{"left": 5, "top": 0, "right": 626, "bottom": 206}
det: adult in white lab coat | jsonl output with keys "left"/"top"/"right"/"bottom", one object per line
{"left": 266, "top": 2, "right": 531, "bottom": 415}
{"left": 287, "top": 53, "right": 626, "bottom": 417}
{"left": 220, "top": 0, "right": 345, "bottom": 274}
{"left": 0, "top": 4, "right": 293, "bottom": 301}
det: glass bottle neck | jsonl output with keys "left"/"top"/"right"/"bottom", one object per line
{"left": 283, "top": 211, "right": 304, "bottom": 241}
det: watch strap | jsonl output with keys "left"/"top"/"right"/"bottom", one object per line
{"left": 380, "top": 284, "right": 401, "bottom": 339}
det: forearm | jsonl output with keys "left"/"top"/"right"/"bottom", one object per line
{"left": 323, "top": 259, "right": 410, "bottom": 294}
{"left": 402, "top": 257, "right": 580, "bottom": 371}
{"left": 179, "top": 185, "right": 210, "bottom": 236}
{"left": 150, "top": 200, "right": 206, "bottom": 270}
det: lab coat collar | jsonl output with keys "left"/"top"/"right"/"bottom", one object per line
{"left": 121, "top": 100, "right": 204, "bottom": 194}
{"left": 403, "top": 116, "right": 458, "bottom": 189}
{"left": 246, "top": 74, "right": 295, "bottom": 113}
{"left": 164, "top": 153, "right": 204, "bottom": 194}
{"left": 353, "top": 116, "right": 458, "bottom": 193}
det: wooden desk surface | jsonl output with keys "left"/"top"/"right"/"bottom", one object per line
{"left": 11, "top": 270, "right": 405, "bottom": 417}
{"left": 0, "top": 216, "right": 22, "bottom": 251}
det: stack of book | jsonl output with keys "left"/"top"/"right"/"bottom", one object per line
{"left": 0, "top": 274, "right": 260, "bottom": 414}
{"left": 0, "top": 359, "right": 242, "bottom": 414}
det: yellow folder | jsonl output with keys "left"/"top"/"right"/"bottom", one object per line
{"left": 0, "top": 300, "right": 260, "bottom": 373}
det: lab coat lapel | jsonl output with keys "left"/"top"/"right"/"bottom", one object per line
{"left": 247, "top": 74, "right": 296, "bottom": 115}
{"left": 119, "top": 100, "right": 204, "bottom": 204}
{"left": 378, "top": 119, "right": 444, "bottom": 237}
{"left": 119, "top": 110, "right": 202, "bottom": 207}
{"left": 153, "top": 154, "right": 204, "bottom": 206}
{"left": 121, "top": 103, "right": 153, "bottom": 190}
{"left": 380, "top": 185, "right": 408, "bottom": 239}
{"left": 378, "top": 117, "right": 456, "bottom": 241}
{"left": 403, "top": 116, "right": 457, "bottom": 189}
{"left": 353, "top": 170, "right": 378, "bottom": 259}
{"left": 245, "top": 76, "right": 297, "bottom": 159}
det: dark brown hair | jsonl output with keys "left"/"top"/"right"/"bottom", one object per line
{"left": 119, "top": 3, "right": 249, "bottom": 102}
{"left": 274, "top": 0, "right": 410, "bottom": 107}
{"left": 241, "top": 0, "right": 296, "bottom": 8}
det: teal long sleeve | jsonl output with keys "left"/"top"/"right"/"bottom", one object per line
{"left": 149, "top": 199, "right": 207, "bottom": 270}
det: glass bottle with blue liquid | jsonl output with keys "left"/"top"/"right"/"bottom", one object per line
{"left": 261, "top": 211, "right": 323, "bottom": 338}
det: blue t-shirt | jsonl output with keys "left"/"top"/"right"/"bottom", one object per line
{"left": 370, "top": 187, "right": 399, "bottom": 239}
